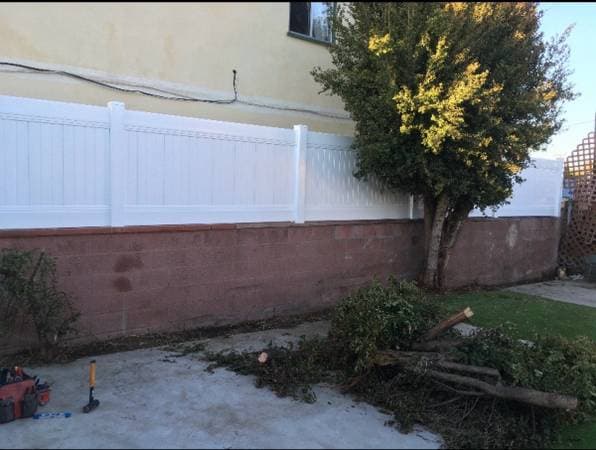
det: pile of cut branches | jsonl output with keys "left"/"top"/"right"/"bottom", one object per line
{"left": 202, "top": 280, "right": 596, "bottom": 448}
{"left": 372, "top": 307, "right": 578, "bottom": 411}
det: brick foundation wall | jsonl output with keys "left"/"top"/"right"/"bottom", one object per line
{"left": 443, "top": 217, "right": 560, "bottom": 288}
{"left": 0, "top": 217, "right": 559, "bottom": 353}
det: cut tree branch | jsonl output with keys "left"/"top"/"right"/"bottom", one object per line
{"left": 411, "top": 338, "right": 465, "bottom": 352}
{"left": 374, "top": 350, "right": 450, "bottom": 366}
{"left": 437, "top": 361, "right": 501, "bottom": 379}
{"left": 374, "top": 351, "right": 499, "bottom": 378}
{"left": 427, "top": 370, "right": 578, "bottom": 410}
{"left": 373, "top": 350, "right": 577, "bottom": 410}
{"left": 421, "top": 307, "right": 474, "bottom": 342}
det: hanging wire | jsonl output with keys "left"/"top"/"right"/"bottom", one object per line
{"left": 0, "top": 61, "right": 350, "bottom": 119}
{"left": 0, "top": 61, "right": 237, "bottom": 103}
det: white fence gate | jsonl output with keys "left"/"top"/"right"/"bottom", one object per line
{"left": 0, "top": 95, "right": 563, "bottom": 230}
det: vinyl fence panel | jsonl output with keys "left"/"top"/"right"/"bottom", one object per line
{"left": 0, "top": 95, "right": 563, "bottom": 230}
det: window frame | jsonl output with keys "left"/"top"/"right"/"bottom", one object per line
{"left": 287, "top": 2, "right": 335, "bottom": 46}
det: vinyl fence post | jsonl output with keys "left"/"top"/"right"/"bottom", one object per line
{"left": 293, "top": 125, "right": 308, "bottom": 224}
{"left": 108, "top": 101, "right": 126, "bottom": 227}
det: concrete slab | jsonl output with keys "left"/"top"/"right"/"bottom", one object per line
{"left": 201, "top": 321, "right": 331, "bottom": 355}
{"left": 506, "top": 280, "right": 596, "bottom": 308}
{"left": 2, "top": 321, "right": 441, "bottom": 449}
{"left": 453, "top": 323, "right": 480, "bottom": 337}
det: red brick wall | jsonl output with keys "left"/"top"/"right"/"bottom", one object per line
{"left": 0, "top": 217, "right": 559, "bottom": 352}
{"left": 443, "top": 217, "right": 560, "bottom": 288}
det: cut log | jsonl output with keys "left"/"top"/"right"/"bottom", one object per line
{"left": 411, "top": 339, "right": 465, "bottom": 352}
{"left": 373, "top": 350, "right": 576, "bottom": 410}
{"left": 437, "top": 361, "right": 501, "bottom": 379}
{"left": 374, "top": 351, "right": 499, "bottom": 378}
{"left": 374, "top": 350, "right": 448, "bottom": 366}
{"left": 422, "top": 307, "right": 474, "bottom": 342}
{"left": 427, "top": 370, "right": 578, "bottom": 410}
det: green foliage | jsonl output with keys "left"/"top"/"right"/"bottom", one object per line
{"left": 204, "top": 337, "right": 339, "bottom": 403}
{"left": 313, "top": 2, "right": 575, "bottom": 211}
{"left": 0, "top": 249, "right": 80, "bottom": 358}
{"left": 457, "top": 327, "right": 596, "bottom": 418}
{"left": 329, "top": 279, "right": 442, "bottom": 372}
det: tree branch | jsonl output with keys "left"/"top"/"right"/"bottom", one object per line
{"left": 421, "top": 307, "right": 474, "bottom": 342}
{"left": 411, "top": 339, "right": 465, "bottom": 352}
{"left": 427, "top": 370, "right": 578, "bottom": 410}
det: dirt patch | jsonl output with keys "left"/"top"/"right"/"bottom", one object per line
{"left": 0, "top": 308, "right": 334, "bottom": 368}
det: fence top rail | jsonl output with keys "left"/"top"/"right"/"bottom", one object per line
{"left": 124, "top": 108, "right": 296, "bottom": 145}
{"left": 528, "top": 158, "right": 564, "bottom": 171}
{"left": 0, "top": 94, "right": 109, "bottom": 127}
{"left": 308, "top": 129, "right": 353, "bottom": 150}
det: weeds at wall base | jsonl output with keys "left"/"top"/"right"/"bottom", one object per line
{"left": 0, "top": 308, "right": 334, "bottom": 367}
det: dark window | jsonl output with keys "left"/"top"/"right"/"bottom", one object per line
{"left": 289, "top": 2, "right": 333, "bottom": 43}
{"left": 289, "top": 2, "right": 310, "bottom": 36}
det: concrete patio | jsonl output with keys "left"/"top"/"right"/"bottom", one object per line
{"left": 2, "top": 321, "right": 441, "bottom": 449}
{"left": 507, "top": 279, "right": 596, "bottom": 308}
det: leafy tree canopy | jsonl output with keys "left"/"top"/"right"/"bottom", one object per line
{"left": 313, "top": 2, "right": 575, "bottom": 287}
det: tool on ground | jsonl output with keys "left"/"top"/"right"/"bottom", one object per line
{"left": 33, "top": 412, "right": 72, "bottom": 419}
{"left": 82, "top": 360, "right": 100, "bottom": 413}
{"left": 0, "top": 366, "right": 47, "bottom": 424}
{"left": 36, "top": 382, "right": 51, "bottom": 406}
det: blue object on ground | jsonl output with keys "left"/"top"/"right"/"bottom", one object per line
{"left": 32, "top": 412, "right": 72, "bottom": 419}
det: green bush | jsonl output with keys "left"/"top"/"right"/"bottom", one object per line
{"left": 0, "top": 249, "right": 80, "bottom": 359}
{"left": 329, "top": 278, "right": 443, "bottom": 373}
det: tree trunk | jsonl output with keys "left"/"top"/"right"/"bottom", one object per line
{"left": 436, "top": 204, "right": 471, "bottom": 288}
{"left": 423, "top": 194, "right": 449, "bottom": 288}
{"left": 423, "top": 197, "right": 436, "bottom": 258}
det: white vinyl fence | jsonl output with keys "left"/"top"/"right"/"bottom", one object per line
{"left": 0, "top": 95, "right": 562, "bottom": 230}
{"left": 470, "top": 158, "right": 564, "bottom": 218}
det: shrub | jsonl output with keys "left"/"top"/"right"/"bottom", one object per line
{"left": 0, "top": 249, "right": 80, "bottom": 359}
{"left": 329, "top": 278, "right": 443, "bottom": 373}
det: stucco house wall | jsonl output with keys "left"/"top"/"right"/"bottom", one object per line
{"left": 0, "top": 2, "right": 353, "bottom": 134}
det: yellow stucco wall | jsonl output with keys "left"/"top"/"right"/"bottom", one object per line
{"left": 0, "top": 2, "right": 354, "bottom": 134}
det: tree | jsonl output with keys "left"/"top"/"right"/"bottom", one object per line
{"left": 312, "top": 2, "right": 575, "bottom": 289}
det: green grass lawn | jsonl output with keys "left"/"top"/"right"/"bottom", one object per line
{"left": 440, "top": 289, "right": 596, "bottom": 449}
{"left": 440, "top": 290, "right": 596, "bottom": 341}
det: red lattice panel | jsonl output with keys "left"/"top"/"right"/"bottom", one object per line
{"left": 560, "top": 131, "right": 596, "bottom": 273}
